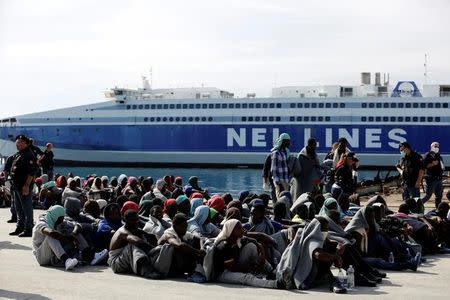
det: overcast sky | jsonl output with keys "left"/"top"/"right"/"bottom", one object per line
{"left": 1, "top": 0, "right": 449, "bottom": 118}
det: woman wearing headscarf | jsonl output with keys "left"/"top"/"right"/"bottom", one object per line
{"left": 143, "top": 205, "right": 171, "bottom": 239}
{"left": 213, "top": 219, "right": 282, "bottom": 289}
{"left": 163, "top": 198, "right": 178, "bottom": 222}
{"left": 187, "top": 205, "right": 220, "bottom": 238}
{"left": 190, "top": 197, "right": 204, "bottom": 218}
{"left": 94, "top": 203, "right": 122, "bottom": 251}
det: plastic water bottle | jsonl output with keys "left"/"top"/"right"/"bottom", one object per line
{"left": 347, "top": 265, "right": 355, "bottom": 289}
{"left": 388, "top": 252, "right": 395, "bottom": 263}
{"left": 337, "top": 268, "right": 346, "bottom": 287}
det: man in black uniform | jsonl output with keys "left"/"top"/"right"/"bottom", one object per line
{"left": 422, "top": 142, "right": 445, "bottom": 208}
{"left": 397, "top": 142, "right": 424, "bottom": 201}
{"left": 3, "top": 155, "right": 17, "bottom": 223}
{"left": 29, "top": 138, "right": 44, "bottom": 177}
{"left": 39, "top": 143, "right": 54, "bottom": 180}
{"left": 9, "top": 135, "right": 38, "bottom": 237}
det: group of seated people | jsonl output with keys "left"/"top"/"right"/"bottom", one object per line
{"left": 30, "top": 172, "right": 450, "bottom": 293}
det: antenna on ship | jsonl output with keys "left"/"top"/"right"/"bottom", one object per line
{"left": 424, "top": 53, "right": 428, "bottom": 85}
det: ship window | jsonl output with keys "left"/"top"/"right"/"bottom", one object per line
{"left": 241, "top": 103, "right": 247, "bottom": 108}
{"left": 202, "top": 117, "right": 206, "bottom": 121}
{"left": 398, "top": 103, "right": 404, "bottom": 108}
{"left": 202, "top": 104, "right": 207, "bottom": 109}
{"left": 196, "top": 104, "right": 201, "bottom": 109}
{"left": 235, "top": 103, "right": 241, "bottom": 108}
{"left": 151, "top": 105, "right": 156, "bottom": 109}
{"left": 150, "top": 117, "right": 155, "bottom": 122}
{"left": 326, "top": 103, "right": 331, "bottom": 108}
{"left": 222, "top": 103, "right": 227, "bottom": 108}
{"left": 398, "top": 117, "right": 403, "bottom": 122}
{"left": 383, "top": 103, "right": 389, "bottom": 108}
{"left": 413, "top": 117, "right": 418, "bottom": 122}
{"left": 297, "top": 116, "right": 302, "bottom": 121}
{"left": 340, "top": 103, "right": 345, "bottom": 108}
{"left": 188, "top": 117, "right": 193, "bottom": 121}
{"left": 405, "top": 117, "right": 411, "bottom": 122}
{"left": 420, "top": 103, "right": 425, "bottom": 108}
{"left": 132, "top": 105, "right": 137, "bottom": 109}
{"left": 333, "top": 103, "right": 338, "bottom": 108}
{"left": 138, "top": 105, "right": 143, "bottom": 109}
{"left": 290, "top": 103, "right": 296, "bottom": 108}
{"left": 255, "top": 116, "right": 260, "bottom": 121}
{"left": 391, "top": 103, "right": 397, "bottom": 108}
{"left": 376, "top": 117, "right": 381, "bottom": 122}
{"left": 175, "top": 117, "right": 180, "bottom": 121}
{"left": 163, "top": 104, "right": 168, "bottom": 109}
{"left": 276, "top": 103, "right": 281, "bottom": 108}
{"left": 269, "top": 116, "right": 274, "bottom": 121}
{"left": 276, "top": 116, "right": 281, "bottom": 121}
{"left": 290, "top": 116, "right": 295, "bottom": 121}
{"left": 436, "top": 103, "right": 441, "bottom": 108}
{"left": 390, "top": 117, "right": 395, "bottom": 122}
{"left": 169, "top": 117, "right": 173, "bottom": 121}
{"left": 383, "top": 117, "right": 389, "bottom": 122}
{"left": 444, "top": 103, "right": 448, "bottom": 108}
{"left": 319, "top": 103, "right": 324, "bottom": 108}
{"left": 182, "top": 117, "right": 186, "bottom": 121}
{"left": 145, "top": 105, "right": 150, "bottom": 109}
{"left": 413, "top": 103, "right": 418, "bottom": 108}
{"left": 325, "top": 116, "right": 330, "bottom": 121}
{"left": 90, "top": 118, "right": 94, "bottom": 120}
{"left": 248, "top": 117, "right": 253, "bottom": 121}
{"left": 183, "top": 104, "right": 188, "bottom": 109}
{"left": 249, "top": 103, "right": 254, "bottom": 108}
{"left": 68, "top": 118, "right": 71, "bottom": 120}
{"left": 312, "top": 103, "right": 317, "bottom": 108}
{"left": 376, "top": 103, "right": 381, "bottom": 108}
{"left": 162, "top": 117, "right": 167, "bottom": 121}
{"left": 229, "top": 103, "right": 234, "bottom": 109}
{"left": 435, "top": 117, "right": 441, "bottom": 122}
{"left": 208, "top": 104, "right": 214, "bottom": 109}
{"left": 156, "top": 117, "right": 161, "bottom": 122}
{"left": 311, "top": 116, "right": 316, "bottom": 121}
{"left": 369, "top": 117, "right": 374, "bottom": 122}
{"left": 262, "top": 116, "right": 267, "bottom": 121}
{"left": 420, "top": 117, "right": 425, "bottom": 122}
{"left": 269, "top": 103, "right": 275, "bottom": 108}
{"left": 406, "top": 103, "right": 411, "bottom": 108}
{"left": 256, "top": 103, "right": 261, "bottom": 108}
{"left": 169, "top": 104, "right": 175, "bottom": 109}
{"left": 361, "top": 117, "right": 367, "bottom": 122}
{"left": 126, "top": 105, "right": 131, "bottom": 109}
{"left": 427, "top": 117, "right": 433, "bottom": 122}
{"left": 189, "top": 104, "right": 194, "bottom": 109}
{"left": 157, "top": 104, "right": 162, "bottom": 109}
{"left": 369, "top": 103, "right": 374, "bottom": 108}
{"left": 195, "top": 117, "right": 200, "bottom": 121}
{"left": 304, "top": 116, "right": 309, "bottom": 121}
{"left": 427, "top": 103, "right": 433, "bottom": 108}
{"left": 215, "top": 104, "right": 220, "bottom": 109}
{"left": 208, "top": 117, "right": 213, "bottom": 121}
{"left": 297, "top": 103, "right": 303, "bottom": 108}
{"left": 262, "top": 103, "right": 268, "bottom": 108}
{"left": 241, "top": 116, "right": 247, "bottom": 122}
{"left": 318, "top": 116, "right": 323, "bottom": 121}
{"left": 304, "top": 103, "right": 310, "bottom": 108}
{"left": 79, "top": 118, "right": 82, "bottom": 120}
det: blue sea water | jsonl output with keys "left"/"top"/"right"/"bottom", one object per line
{"left": 55, "top": 167, "right": 389, "bottom": 197}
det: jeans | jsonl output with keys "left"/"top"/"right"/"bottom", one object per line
{"left": 14, "top": 186, "right": 34, "bottom": 232}
{"left": 363, "top": 257, "right": 407, "bottom": 271}
{"left": 402, "top": 185, "right": 420, "bottom": 201}
{"left": 421, "top": 179, "right": 443, "bottom": 208}
{"left": 10, "top": 189, "right": 17, "bottom": 220}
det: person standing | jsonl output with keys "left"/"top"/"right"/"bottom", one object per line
{"left": 262, "top": 153, "right": 276, "bottom": 201}
{"left": 296, "top": 138, "right": 322, "bottom": 195}
{"left": 270, "top": 133, "right": 291, "bottom": 199}
{"left": 422, "top": 142, "right": 445, "bottom": 208}
{"left": 9, "top": 135, "right": 38, "bottom": 237}
{"left": 3, "top": 154, "right": 17, "bottom": 223}
{"left": 396, "top": 142, "right": 424, "bottom": 201}
{"left": 38, "top": 143, "right": 54, "bottom": 181}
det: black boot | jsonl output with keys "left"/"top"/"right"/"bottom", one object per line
{"left": 9, "top": 228, "right": 24, "bottom": 236}
{"left": 355, "top": 273, "right": 377, "bottom": 287}
{"left": 370, "top": 269, "right": 387, "bottom": 278}
{"left": 18, "top": 230, "right": 32, "bottom": 237}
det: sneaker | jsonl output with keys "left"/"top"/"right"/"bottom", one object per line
{"left": 90, "top": 249, "right": 108, "bottom": 266}
{"left": 65, "top": 258, "right": 79, "bottom": 271}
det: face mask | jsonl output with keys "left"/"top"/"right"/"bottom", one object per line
{"left": 321, "top": 231, "right": 328, "bottom": 240}
{"left": 431, "top": 147, "right": 439, "bottom": 154}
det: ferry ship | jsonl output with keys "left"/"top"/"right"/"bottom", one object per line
{"left": 0, "top": 72, "right": 449, "bottom": 168}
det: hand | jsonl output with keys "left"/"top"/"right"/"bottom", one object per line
{"left": 336, "top": 243, "right": 346, "bottom": 256}
{"left": 415, "top": 181, "right": 421, "bottom": 189}
{"left": 22, "top": 185, "right": 30, "bottom": 196}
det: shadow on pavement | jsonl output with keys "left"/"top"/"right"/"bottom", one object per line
{"left": 0, "top": 289, "right": 51, "bottom": 300}
{"left": 0, "top": 241, "right": 32, "bottom": 251}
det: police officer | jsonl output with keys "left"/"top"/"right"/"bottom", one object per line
{"left": 397, "top": 142, "right": 424, "bottom": 201}
{"left": 422, "top": 142, "right": 445, "bottom": 208}
{"left": 8, "top": 135, "right": 38, "bottom": 237}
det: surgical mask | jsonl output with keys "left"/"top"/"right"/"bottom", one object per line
{"left": 321, "top": 231, "right": 328, "bottom": 240}
{"left": 431, "top": 147, "right": 439, "bottom": 154}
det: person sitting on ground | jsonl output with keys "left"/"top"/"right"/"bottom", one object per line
{"left": 108, "top": 210, "right": 161, "bottom": 279}
{"left": 213, "top": 219, "right": 284, "bottom": 289}
{"left": 187, "top": 205, "right": 220, "bottom": 238}
{"left": 163, "top": 198, "right": 177, "bottom": 222}
{"left": 189, "top": 197, "right": 204, "bottom": 218}
{"left": 95, "top": 203, "right": 122, "bottom": 251}
{"left": 140, "top": 178, "right": 155, "bottom": 203}
{"left": 243, "top": 199, "right": 283, "bottom": 235}
{"left": 88, "top": 177, "right": 104, "bottom": 200}
{"left": 158, "top": 213, "right": 205, "bottom": 278}
{"left": 153, "top": 179, "right": 169, "bottom": 202}
{"left": 143, "top": 205, "right": 172, "bottom": 239}
{"left": 62, "top": 178, "right": 85, "bottom": 206}
{"left": 122, "top": 177, "right": 142, "bottom": 198}
{"left": 176, "top": 195, "right": 191, "bottom": 216}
